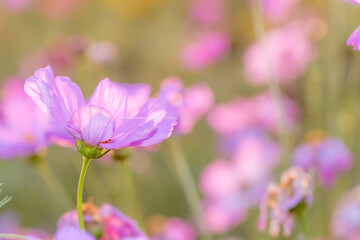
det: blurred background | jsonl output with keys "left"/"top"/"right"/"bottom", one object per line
{"left": 1, "top": 0, "right": 360, "bottom": 239}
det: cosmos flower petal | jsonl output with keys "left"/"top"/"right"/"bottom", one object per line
{"left": 89, "top": 78, "right": 127, "bottom": 128}
{"left": 24, "top": 66, "right": 56, "bottom": 113}
{"left": 67, "top": 106, "right": 114, "bottom": 146}
{"left": 347, "top": 26, "right": 360, "bottom": 51}
{"left": 100, "top": 99, "right": 173, "bottom": 149}
{"left": 117, "top": 83, "right": 151, "bottom": 117}
{"left": 25, "top": 66, "right": 85, "bottom": 125}
{"left": 54, "top": 226, "right": 95, "bottom": 240}
{"left": 25, "top": 78, "right": 73, "bottom": 126}
{"left": 55, "top": 76, "right": 86, "bottom": 115}
{"left": 131, "top": 115, "right": 177, "bottom": 147}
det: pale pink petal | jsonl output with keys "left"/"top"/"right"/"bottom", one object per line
{"left": 24, "top": 66, "right": 56, "bottom": 113}
{"left": 101, "top": 99, "right": 169, "bottom": 149}
{"left": 25, "top": 66, "right": 85, "bottom": 125}
{"left": 89, "top": 78, "right": 127, "bottom": 128}
{"left": 67, "top": 106, "right": 114, "bottom": 145}
{"left": 117, "top": 83, "right": 151, "bottom": 117}
{"left": 132, "top": 115, "right": 177, "bottom": 147}
{"left": 55, "top": 76, "right": 85, "bottom": 115}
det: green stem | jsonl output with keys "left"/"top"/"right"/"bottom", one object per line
{"left": 77, "top": 156, "right": 91, "bottom": 230}
{"left": 120, "top": 160, "right": 145, "bottom": 230}
{"left": 168, "top": 137, "right": 212, "bottom": 240}
{"left": 251, "top": 0, "right": 290, "bottom": 170}
{"left": 0, "top": 234, "right": 40, "bottom": 240}
{"left": 32, "top": 156, "right": 73, "bottom": 210}
{"left": 297, "top": 211, "right": 310, "bottom": 240}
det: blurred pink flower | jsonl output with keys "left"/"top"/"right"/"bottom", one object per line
{"left": 54, "top": 226, "right": 95, "bottom": 240}
{"left": 85, "top": 41, "right": 118, "bottom": 64}
{"left": 207, "top": 93, "right": 300, "bottom": 136}
{"left": 232, "top": 132, "right": 280, "bottom": 186}
{"left": 349, "top": 0, "right": 360, "bottom": 4}
{"left": 19, "top": 36, "right": 89, "bottom": 76}
{"left": 260, "top": 0, "right": 301, "bottom": 23}
{"left": 0, "top": 211, "right": 51, "bottom": 239}
{"left": 25, "top": 66, "right": 176, "bottom": 152}
{"left": 207, "top": 98, "right": 254, "bottom": 137}
{"left": 201, "top": 159, "right": 248, "bottom": 234}
{"left": 0, "top": 77, "right": 71, "bottom": 159}
{"left": 258, "top": 167, "right": 313, "bottom": 237}
{"left": 189, "top": 0, "right": 225, "bottom": 26}
{"left": 58, "top": 201, "right": 148, "bottom": 240}
{"left": 243, "top": 21, "right": 314, "bottom": 85}
{"left": 292, "top": 137, "right": 352, "bottom": 187}
{"left": 203, "top": 197, "right": 247, "bottom": 234}
{"left": 347, "top": 26, "right": 360, "bottom": 51}
{"left": 200, "top": 131, "right": 280, "bottom": 234}
{"left": 180, "top": 31, "right": 230, "bottom": 71}
{"left": 150, "top": 218, "right": 197, "bottom": 240}
{"left": 0, "top": 0, "right": 33, "bottom": 13}
{"left": 157, "top": 77, "right": 214, "bottom": 134}
{"left": 37, "top": 0, "right": 90, "bottom": 19}
{"left": 332, "top": 185, "right": 360, "bottom": 240}
{"left": 252, "top": 93, "right": 300, "bottom": 132}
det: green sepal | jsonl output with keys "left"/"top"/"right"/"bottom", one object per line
{"left": 76, "top": 139, "right": 110, "bottom": 159}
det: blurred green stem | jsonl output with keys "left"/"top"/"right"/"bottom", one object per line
{"left": 251, "top": 0, "right": 290, "bottom": 168}
{"left": 77, "top": 156, "right": 91, "bottom": 231}
{"left": 297, "top": 211, "right": 310, "bottom": 240}
{"left": 120, "top": 159, "right": 145, "bottom": 230}
{"left": 31, "top": 156, "right": 73, "bottom": 210}
{"left": 169, "top": 137, "right": 212, "bottom": 240}
{"left": 0, "top": 234, "right": 40, "bottom": 240}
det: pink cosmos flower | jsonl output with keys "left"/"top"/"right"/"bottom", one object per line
{"left": 243, "top": 21, "right": 314, "bottom": 85}
{"left": 332, "top": 185, "right": 360, "bottom": 240}
{"left": 200, "top": 131, "right": 280, "bottom": 234}
{"left": 24, "top": 66, "right": 176, "bottom": 157}
{"left": 0, "top": 77, "right": 71, "bottom": 159}
{"left": 207, "top": 93, "right": 300, "bottom": 136}
{"left": 347, "top": 26, "right": 360, "bottom": 51}
{"left": 188, "top": 0, "right": 225, "bottom": 26}
{"left": 157, "top": 77, "right": 214, "bottom": 135}
{"left": 258, "top": 167, "right": 314, "bottom": 237}
{"left": 180, "top": 31, "right": 230, "bottom": 71}
{"left": 58, "top": 201, "right": 148, "bottom": 240}
{"left": 292, "top": 137, "right": 352, "bottom": 187}
{"left": 149, "top": 217, "right": 197, "bottom": 240}
{"left": 260, "top": 0, "right": 301, "bottom": 23}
